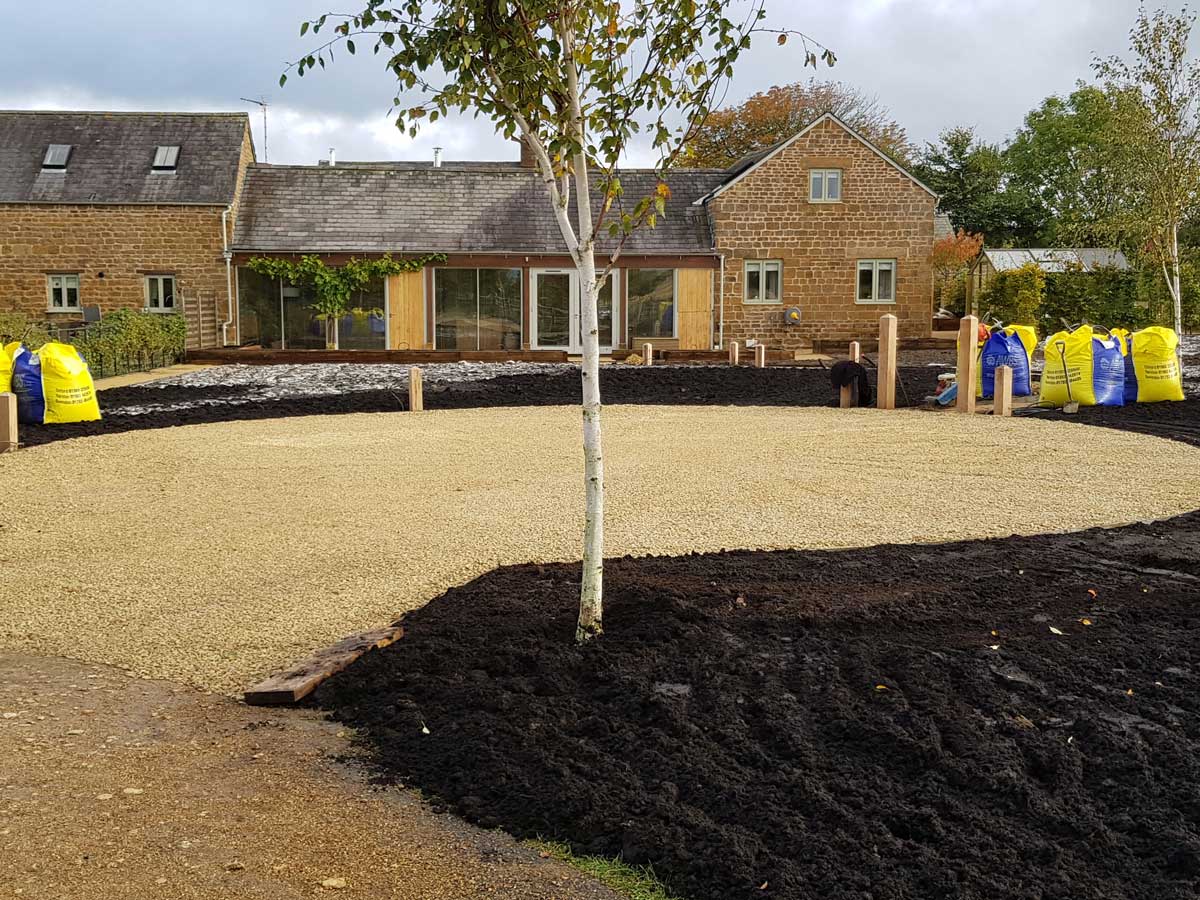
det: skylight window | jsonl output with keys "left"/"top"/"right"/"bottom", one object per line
{"left": 152, "top": 145, "right": 180, "bottom": 171}
{"left": 42, "top": 144, "right": 72, "bottom": 169}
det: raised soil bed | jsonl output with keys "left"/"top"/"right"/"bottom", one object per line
{"left": 316, "top": 511, "right": 1200, "bottom": 900}
{"left": 18, "top": 365, "right": 943, "bottom": 447}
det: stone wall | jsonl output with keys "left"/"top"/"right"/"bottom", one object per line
{"left": 710, "top": 117, "right": 937, "bottom": 350}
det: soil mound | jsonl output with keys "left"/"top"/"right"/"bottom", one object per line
{"left": 317, "top": 513, "right": 1200, "bottom": 900}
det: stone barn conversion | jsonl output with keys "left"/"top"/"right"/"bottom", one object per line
{"left": 0, "top": 111, "right": 256, "bottom": 348}
{"left": 230, "top": 113, "right": 940, "bottom": 355}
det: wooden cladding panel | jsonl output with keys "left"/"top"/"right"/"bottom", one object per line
{"left": 676, "top": 268, "right": 713, "bottom": 350}
{"left": 388, "top": 270, "right": 427, "bottom": 350}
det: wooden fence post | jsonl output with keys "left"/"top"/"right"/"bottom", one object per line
{"left": 754, "top": 343, "right": 767, "bottom": 368}
{"left": 0, "top": 393, "right": 17, "bottom": 453}
{"left": 408, "top": 366, "right": 423, "bottom": 412}
{"left": 957, "top": 316, "right": 979, "bottom": 415}
{"left": 994, "top": 364, "right": 1013, "bottom": 417}
{"left": 877, "top": 316, "right": 898, "bottom": 410}
{"left": 642, "top": 343, "right": 653, "bottom": 366}
{"left": 728, "top": 341, "right": 739, "bottom": 365}
{"left": 839, "top": 341, "right": 861, "bottom": 409}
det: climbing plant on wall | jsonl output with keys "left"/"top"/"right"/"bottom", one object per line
{"left": 246, "top": 253, "right": 445, "bottom": 347}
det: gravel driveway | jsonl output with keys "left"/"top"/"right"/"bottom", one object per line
{"left": 3, "top": 405, "right": 1198, "bottom": 694}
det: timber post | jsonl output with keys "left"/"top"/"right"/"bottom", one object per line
{"left": 957, "top": 316, "right": 979, "bottom": 415}
{"left": 642, "top": 343, "right": 653, "bottom": 366}
{"left": 728, "top": 341, "right": 739, "bottom": 366}
{"left": 994, "top": 365, "right": 1014, "bottom": 417}
{"left": 877, "top": 316, "right": 898, "bottom": 410}
{"left": 0, "top": 393, "right": 16, "bottom": 452}
{"left": 754, "top": 344, "right": 767, "bottom": 368}
{"left": 408, "top": 366, "right": 424, "bottom": 412}
{"left": 840, "top": 341, "right": 862, "bottom": 409}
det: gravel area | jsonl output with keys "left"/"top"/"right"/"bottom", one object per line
{"left": 3, "top": 406, "right": 1199, "bottom": 694}
{"left": 0, "top": 653, "right": 622, "bottom": 900}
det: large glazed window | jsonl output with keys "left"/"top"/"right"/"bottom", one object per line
{"left": 627, "top": 268, "right": 676, "bottom": 339}
{"left": 435, "top": 268, "right": 522, "bottom": 350}
{"left": 236, "top": 267, "right": 281, "bottom": 347}
{"left": 338, "top": 277, "right": 386, "bottom": 350}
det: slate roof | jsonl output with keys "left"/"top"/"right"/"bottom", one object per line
{"left": 0, "top": 111, "right": 250, "bottom": 205}
{"left": 934, "top": 213, "right": 954, "bottom": 240}
{"left": 983, "top": 248, "right": 1130, "bottom": 273}
{"left": 233, "top": 163, "right": 726, "bottom": 255}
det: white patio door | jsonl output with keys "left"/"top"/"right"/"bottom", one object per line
{"left": 531, "top": 268, "right": 614, "bottom": 353}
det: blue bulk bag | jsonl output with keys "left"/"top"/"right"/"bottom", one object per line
{"left": 1091, "top": 335, "right": 1126, "bottom": 407}
{"left": 979, "top": 329, "right": 1032, "bottom": 398}
{"left": 9, "top": 345, "right": 47, "bottom": 424}
{"left": 1112, "top": 330, "right": 1138, "bottom": 404}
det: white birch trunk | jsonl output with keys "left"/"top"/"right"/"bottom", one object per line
{"left": 1171, "top": 221, "right": 1184, "bottom": 338}
{"left": 563, "top": 21, "right": 604, "bottom": 642}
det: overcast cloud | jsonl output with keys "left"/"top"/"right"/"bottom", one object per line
{"left": 0, "top": 0, "right": 1150, "bottom": 166}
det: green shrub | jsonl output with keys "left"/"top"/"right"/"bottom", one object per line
{"left": 977, "top": 262, "right": 1045, "bottom": 326}
{"left": 73, "top": 310, "right": 187, "bottom": 366}
{"left": 1041, "top": 266, "right": 1147, "bottom": 333}
{"left": 0, "top": 312, "right": 52, "bottom": 349}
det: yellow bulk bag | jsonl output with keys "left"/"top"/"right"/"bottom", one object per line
{"left": 1130, "top": 326, "right": 1185, "bottom": 403}
{"left": 1039, "top": 326, "right": 1126, "bottom": 407}
{"left": 37, "top": 342, "right": 101, "bottom": 424}
{"left": 0, "top": 342, "right": 11, "bottom": 395}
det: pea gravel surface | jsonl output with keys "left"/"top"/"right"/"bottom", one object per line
{"left": 3, "top": 405, "right": 1199, "bottom": 694}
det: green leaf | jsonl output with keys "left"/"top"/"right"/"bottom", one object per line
{"left": 346, "top": 39, "right": 356, "bottom": 55}
{"left": 279, "top": 73, "right": 287, "bottom": 87}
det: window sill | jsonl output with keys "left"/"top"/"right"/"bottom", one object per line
{"left": 46, "top": 307, "right": 81, "bottom": 314}
{"left": 855, "top": 299, "right": 896, "bottom": 306}
{"left": 743, "top": 299, "right": 783, "bottom": 306}
{"left": 143, "top": 306, "right": 176, "bottom": 313}
{"left": 808, "top": 199, "right": 843, "bottom": 205}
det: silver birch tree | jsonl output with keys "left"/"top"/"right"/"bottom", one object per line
{"left": 284, "top": 0, "right": 831, "bottom": 641}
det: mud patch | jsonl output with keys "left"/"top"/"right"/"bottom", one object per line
{"left": 316, "top": 513, "right": 1200, "bottom": 900}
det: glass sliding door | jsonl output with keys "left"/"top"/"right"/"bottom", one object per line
{"left": 533, "top": 270, "right": 573, "bottom": 350}
{"left": 338, "top": 277, "right": 387, "bottom": 350}
{"left": 532, "top": 269, "right": 616, "bottom": 353}
{"left": 478, "top": 269, "right": 522, "bottom": 350}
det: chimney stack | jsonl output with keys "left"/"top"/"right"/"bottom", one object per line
{"left": 329, "top": 147, "right": 336, "bottom": 167}
{"left": 519, "top": 136, "right": 537, "bottom": 169}
{"left": 433, "top": 146, "right": 443, "bottom": 168}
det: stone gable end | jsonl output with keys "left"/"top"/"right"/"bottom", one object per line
{"left": 710, "top": 117, "right": 937, "bottom": 349}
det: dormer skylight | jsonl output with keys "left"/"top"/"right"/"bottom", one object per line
{"left": 42, "top": 144, "right": 72, "bottom": 170}
{"left": 152, "top": 145, "right": 180, "bottom": 172}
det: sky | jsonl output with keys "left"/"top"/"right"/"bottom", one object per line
{"left": 0, "top": 0, "right": 1150, "bottom": 166}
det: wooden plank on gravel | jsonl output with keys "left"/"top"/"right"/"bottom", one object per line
{"left": 243, "top": 625, "right": 404, "bottom": 706}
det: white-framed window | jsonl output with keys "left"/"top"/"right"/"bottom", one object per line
{"left": 856, "top": 260, "right": 896, "bottom": 304}
{"left": 744, "top": 260, "right": 782, "bottom": 304}
{"left": 144, "top": 275, "right": 176, "bottom": 311}
{"left": 809, "top": 168, "right": 842, "bottom": 203}
{"left": 46, "top": 274, "right": 81, "bottom": 311}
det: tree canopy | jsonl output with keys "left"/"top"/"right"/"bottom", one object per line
{"left": 682, "top": 79, "right": 913, "bottom": 168}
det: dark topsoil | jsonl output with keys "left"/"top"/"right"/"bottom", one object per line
{"left": 17, "top": 364, "right": 942, "bottom": 447}
{"left": 316, "top": 514, "right": 1200, "bottom": 900}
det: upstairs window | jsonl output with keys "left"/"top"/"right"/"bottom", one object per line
{"left": 47, "top": 274, "right": 81, "bottom": 310}
{"left": 744, "top": 260, "right": 782, "bottom": 304}
{"left": 152, "top": 145, "right": 180, "bottom": 172}
{"left": 145, "top": 275, "right": 176, "bottom": 311}
{"left": 809, "top": 168, "right": 841, "bottom": 203}
{"left": 42, "top": 144, "right": 72, "bottom": 170}
{"left": 856, "top": 260, "right": 896, "bottom": 304}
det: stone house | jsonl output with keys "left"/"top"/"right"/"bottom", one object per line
{"left": 230, "top": 113, "right": 939, "bottom": 354}
{"left": 0, "top": 111, "right": 256, "bottom": 349}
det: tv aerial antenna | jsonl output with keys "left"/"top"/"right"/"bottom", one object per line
{"left": 240, "top": 96, "right": 270, "bottom": 163}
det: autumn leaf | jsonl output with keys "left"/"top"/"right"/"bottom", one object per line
{"left": 1049, "top": 626, "right": 1065, "bottom": 635}
{"left": 874, "top": 684, "right": 889, "bottom": 692}
{"left": 1080, "top": 618, "right": 1093, "bottom": 626}
{"left": 777, "top": 33, "right": 787, "bottom": 45}
{"left": 1087, "top": 588, "right": 1098, "bottom": 598}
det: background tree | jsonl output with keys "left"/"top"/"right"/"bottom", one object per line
{"left": 931, "top": 229, "right": 983, "bottom": 314}
{"left": 284, "top": 0, "right": 831, "bottom": 642}
{"left": 914, "top": 127, "right": 1039, "bottom": 245}
{"left": 1094, "top": 5, "right": 1200, "bottom": 338}
{"left": 682, "top": 79, "right": 912, "bottom": 167}
{"left": 1004, "top": 85, "right": 1127, "bottom": 247}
